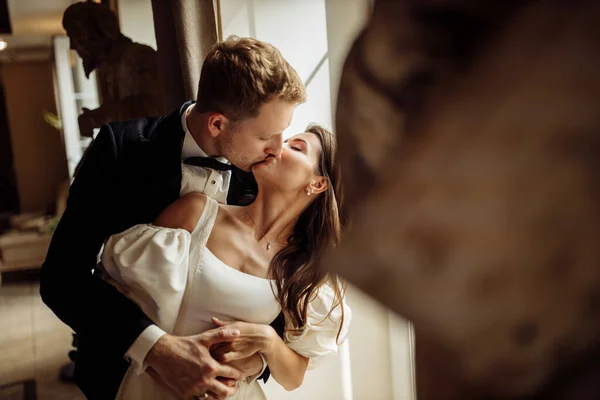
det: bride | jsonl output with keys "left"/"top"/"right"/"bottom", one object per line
{"left": 98, "top": 124, "right": 350, "bottom": 399}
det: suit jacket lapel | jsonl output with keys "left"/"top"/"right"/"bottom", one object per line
{"left": 142, "top": 102, "right": 193, "bottom": 218}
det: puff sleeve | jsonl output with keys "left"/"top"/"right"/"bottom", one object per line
{"left": 285, "top": 285, "right": 352, "bottom": 369}
{"left": 99, "top": 224, "right": 191, "bottom": 333}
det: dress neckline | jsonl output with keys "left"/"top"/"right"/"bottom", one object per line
{"left": 204, "top": 247, "right": 275, "bottom": 282}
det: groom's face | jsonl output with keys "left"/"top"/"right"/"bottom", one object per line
{"left": 218, "top": 100, "right": 296, "bottom": 172}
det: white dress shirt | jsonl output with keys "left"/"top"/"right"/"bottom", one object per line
{"left": 123, "top": 104, "right": 267, "bottom": 381}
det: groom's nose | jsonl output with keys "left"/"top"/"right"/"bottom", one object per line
{"left": 266, "top": 134, "right": 284, "bottom": 159}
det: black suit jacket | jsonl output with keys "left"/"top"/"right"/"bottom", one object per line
{"left": 40, "top": 102, "right": 283, "bottom": 399}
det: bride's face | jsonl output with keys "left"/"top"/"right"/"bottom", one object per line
{"left": 251, "top": 131, "right": 324, "bottom": 193}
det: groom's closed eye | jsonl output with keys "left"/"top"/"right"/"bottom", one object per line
{"left": 261, "top": 132, "right": 283, "bottom": 141}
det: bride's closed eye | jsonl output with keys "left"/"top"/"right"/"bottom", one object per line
{"left": 285, "top": 139, "right": 306, "bottom": 152}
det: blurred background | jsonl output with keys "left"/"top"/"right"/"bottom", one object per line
{"left": 0, "top": 1, "right": 415, "bottom": 399}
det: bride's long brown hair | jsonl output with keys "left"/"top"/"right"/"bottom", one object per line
{"left": 269, "top": 124, "right": 346, "bottom": 341}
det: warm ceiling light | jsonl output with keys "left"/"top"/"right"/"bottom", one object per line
{"left": 0, "top": 41, "right": 7, "bottom": 51}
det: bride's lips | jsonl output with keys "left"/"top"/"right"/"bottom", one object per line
{"left": 257, "top": 155, "right": 277, "bottom": 165}
{"left": 251, "top": 155, "right": 277, "bottom": 170}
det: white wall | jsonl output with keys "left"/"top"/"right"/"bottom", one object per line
{"left": 53, "top": 36, "right": 82, "bottom": 178}
{"left": 221, "top": 0, "right": 332, "bottom": 138}
{"left": 251, "top": 0, "right": 328, "bottom": 84}
{"left": 117, "top": 0, "right": 157, "bottom": 49}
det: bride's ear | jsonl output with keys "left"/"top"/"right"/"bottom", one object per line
{"left": 309, "top": 176, "right": 328, "bottom": 195}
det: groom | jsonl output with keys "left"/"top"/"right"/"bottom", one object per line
{"left": 41, "top": 36, "right": 306, "bottom": 400}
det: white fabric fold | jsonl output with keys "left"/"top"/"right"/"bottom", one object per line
{"left": 101, "top": 224, "right": 192, "bottom": 333}
{"left": 285, "top": 284, "right": 352, "bottom": 369}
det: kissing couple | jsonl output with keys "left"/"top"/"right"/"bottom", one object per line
{"left": 42, "top": 35, "right": 350, "bottom": 400}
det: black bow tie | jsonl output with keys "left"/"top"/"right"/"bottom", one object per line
{"left": 183, "top": 156, "right": 233, "bottom": 171}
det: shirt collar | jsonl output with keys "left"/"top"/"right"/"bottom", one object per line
{"left": 180, "top": 104, "right": 230, "bottom": 165}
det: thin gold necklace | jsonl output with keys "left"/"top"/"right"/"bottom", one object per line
{"left": 244, "top": 208, "right": 287, "bottom": 251}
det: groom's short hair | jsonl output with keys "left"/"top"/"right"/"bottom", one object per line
{"left": 195, "top": 36, "right": 306, "bottom": 121}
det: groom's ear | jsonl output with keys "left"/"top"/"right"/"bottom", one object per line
{"left": 207, "top": 113, "right": 227, "bottom": 138}
{"left": 310, "top": 176, "right": 328, "bottom": 195}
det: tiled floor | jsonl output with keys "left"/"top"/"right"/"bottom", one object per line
{"left": 0, "top": 275, "right": 85, "bottom": 399}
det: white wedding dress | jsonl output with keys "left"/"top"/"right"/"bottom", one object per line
{"left": 99, "top": 196, "right": 350, "bottom": 400}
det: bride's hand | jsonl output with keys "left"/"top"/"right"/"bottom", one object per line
{"left": 210, "top": 317, "right": 276, "bottom": 362}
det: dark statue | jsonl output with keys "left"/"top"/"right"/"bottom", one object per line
{"left": 63, "top": 1, "right": 165, "bottom": 137}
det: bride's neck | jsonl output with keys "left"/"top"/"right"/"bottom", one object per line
{"left": 244, "top": 191, "right": 307, "bottom": 243}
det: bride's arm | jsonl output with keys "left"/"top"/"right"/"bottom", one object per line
{"left": 211, "top": 284, "right": 351, "bottom": 391}
{"left": 211, "top": 318, "right": 308, "bottom": 391}
{"left": 260, "top": 328, "right": 310, "bottom": 390}
{"left": 154, "top": 192, "right": 207, "bottom": 231}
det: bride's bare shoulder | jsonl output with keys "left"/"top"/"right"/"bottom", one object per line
{"left": 154, "top": 192, "right": 208, "bottom": 233}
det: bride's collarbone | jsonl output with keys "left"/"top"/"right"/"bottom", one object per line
{"left": 206, "top": 223, "right": 272, "bottom": 278}
{"left": 214, "top": 205, "right": 284, "bottom": 277}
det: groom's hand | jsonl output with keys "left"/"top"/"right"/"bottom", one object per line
{"left": 145, "top": 330, "right": 243, "bottom": 399}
